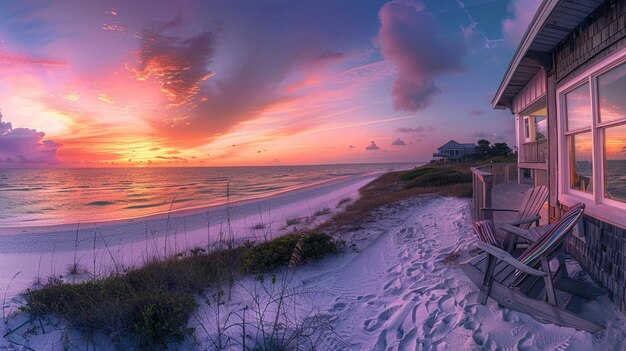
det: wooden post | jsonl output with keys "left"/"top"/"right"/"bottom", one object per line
{"left": 541, "top": 257, "right": 557, "bottom": 305}
{"left": 483, "top": 174, "right": 493, "bottom": 221}
{"left": 478, "top": 253, "right": 497, "bottom": 304}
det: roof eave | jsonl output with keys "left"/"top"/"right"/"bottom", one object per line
{"left": 491, "top": 0, "right": 560, "bottom": 109}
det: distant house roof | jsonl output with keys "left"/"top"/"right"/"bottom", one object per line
{"left": 438, "top": 140, "right": 476, "bottom": 150}
{"left": 492, "top": 0, "right": 604, "bottom": 110}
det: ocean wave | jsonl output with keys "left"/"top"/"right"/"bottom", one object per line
{"left": 0, "top": 187, "right": 44, "bottom": 192}
{"left": 87, "top": 201, "right": 116, "bottom": 206}
{"left": 124, "top": 202, "right": 167, "bottom": 210}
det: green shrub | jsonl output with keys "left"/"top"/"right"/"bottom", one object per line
{"left": 404, "top": 170, "right": 472, "bottom": 189}
{"left": 398, "top": 167, "right": 439, "bottom": 181}
{"left": 130, "top": 291, "right": 196, "bottom": 350}
{"left": 299, "top": 232, "right": 341, "bottom": 261}
{"left": 22, "top": 232, "right": 340, "bottom": 348}
{"left": 240, "top": 232, "right": 340, "bottom": 273}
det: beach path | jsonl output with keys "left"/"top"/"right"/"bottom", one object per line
{"left": 293, "top": 196, "right": 625, "bottom": 351}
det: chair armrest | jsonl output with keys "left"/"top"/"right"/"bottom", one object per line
{"left": 507, "top": 215, "right": 541, "bottom": 227}
{"left": 480, "top": 207, "right": 519, "bottom": 213}
{"left": 477, "top": 241, "right": 547, "bottom": 277}
{"left": 499, "top": 223, "right": 537, "bottom": 242}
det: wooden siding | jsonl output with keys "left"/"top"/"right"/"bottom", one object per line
{"left": 550, "top": 0, "right": 626, "bottom": 315}
{"left": 512, "top": 69, "right": 546, "bottom": 114}
{"left": 565, "top": 210, "right": 626, "bottom": 313}
{"left": 554, "top": 0, "right": 626, "bottom": 85}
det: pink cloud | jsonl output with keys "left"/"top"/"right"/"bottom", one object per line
{"left": 377, "top": 0, "right": 466, "bottom": 112}
{"left": 0, "top": 113, "right": 61, "bottom": 164}
{"left": 501, "top": 0, "right": 542, "bottom": 48}
{"left": 0, "top": 52, "right": 65, "bottom": 67}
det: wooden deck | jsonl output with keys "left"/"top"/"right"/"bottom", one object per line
{"left": 491, "top": 181, "right": 549, "bottom": 227}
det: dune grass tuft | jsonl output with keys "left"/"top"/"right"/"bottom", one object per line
{"left": 320, "top": 163, "right": 477, "bottom": 230}
{"left": 21, "top": 231, "right": 340, "bottom": 349}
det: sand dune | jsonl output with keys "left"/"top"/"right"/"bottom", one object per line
{"left": 3, "top": 192, "right": 626, "bottom": 350}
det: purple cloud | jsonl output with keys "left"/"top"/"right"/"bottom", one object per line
{"left": 366, "top": 141, "right": 380, "bottom": 151}
{"left": 396, "top": 126, "right": 424, "bottom": 133}
{"left": 502, "top": 0, "right": 542, "bottom": 48}
{"left": 134, "top": 16, "right": 216, "bottom": 107}
{"left": 378, "top": 0, "right": 465, "bottom": 111}
{"left": 0, "top": 113, "right": 61, "bottom": 164}
{"left": 391, "top": 138, "right": 406, "bottom": 146}
{"left": 469, "top": 109, "right": 484, "bottom": 116}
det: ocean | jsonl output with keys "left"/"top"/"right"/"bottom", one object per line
{"left": 0, "top": 163, "right": 414, "bottom": 227}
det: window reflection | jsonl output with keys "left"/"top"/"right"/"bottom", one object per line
{"left": 535, "top": 116, "right": 547, "bottom": 140}
{"left": 598, "top": 63, "right": 626, "bottom": 123}
{"left": 604, "top": 124, "right": 626, "bottom": 202}
{"left": 566, "top": 82, "right": 591, "bottom": 131}
{"left": 569, "top": 132, "right": 593, "bottom": 193}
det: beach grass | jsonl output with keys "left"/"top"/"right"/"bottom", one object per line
{"left": 17, "top": 160, "right": 503, "bottom": 348}
{"left": 322, "top": 162, "right": 475, "bottom": 229}
{"left": 21, "top": 231, "right": 341, "bottom": 349}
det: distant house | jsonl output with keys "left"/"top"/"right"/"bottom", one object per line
{"left": 433, "top": 140, "right": 476, "bottom": 161}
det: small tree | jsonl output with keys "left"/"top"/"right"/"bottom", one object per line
{"left": 476, "top": 139, "right": 491, "bottom": 156}
{"left": 490, "top": 142, "right": 512, "bottom": 156}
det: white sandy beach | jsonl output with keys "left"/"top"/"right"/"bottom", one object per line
{"left": 2, "top": 182, "right": 626, "bottom": 350}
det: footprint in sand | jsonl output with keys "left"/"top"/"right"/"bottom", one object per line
{"left": 357, "top": 294, "right": 376, "bottom": 302}
{"left": 383, "top": 277, "right": 403, "bottom": 296}
{"left": 472, "top": 326, "right": 489, "bottom": 346}
{"left": 363, "top": 305, "right": 400, "bottom": 332}
{"left": 387, "top": 263, "right": 403, "bottom": 274}
{"left": 516, "top": 332, "right": 535, "bottom": 351}
{"left": 331, "top": 299, "right": 348, "bottom": 312}
{"left": 397, "top": 326, "right": 417, "bottom": 351}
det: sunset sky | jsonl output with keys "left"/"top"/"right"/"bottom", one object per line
{"left": 0, "top": 0, "right": 540, "bottom": 167}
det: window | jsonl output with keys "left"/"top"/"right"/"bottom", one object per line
{"left": 564, "top": 83, "right": 593, "bottom": 194}
{"left": 604, "top": 124, "right": 626, "bottom": 202}
{"left": 558, "top": 54, "right": 626, "bottom": 226}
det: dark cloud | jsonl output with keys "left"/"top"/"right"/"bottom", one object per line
{"left": 155, "top": 155, "right": 186, "bottom": 161}
{"left": 378, "top": 0, "right": 465, "bottom": 111}
{"left": 134, "top": 16, "right": 216, "bottom": 107}
{"left": 391, "top": 138, "right": 406, "bottom": 146}
{"left": 469, "top": 109, "right": 484, "bottom": 116}
{"left": 365, "top": 141, "right": 380, "bottom": 151}
{"left": 348, "top": 145, "right": 356, "bottom": 149}
{"left": 313, "top": 51, "right": 346, "bottom": 62}
{"left": 396, "top": 126, "right": 424, "bottom": 133}
{"left": 396, "top": 126, "right": 434, "bottom": 138}
{"left": 0, "top": 113, "right": 61, "bottom": 164}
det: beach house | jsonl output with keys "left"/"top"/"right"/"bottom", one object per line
{"left": 432, "top": 140, "right": 477, "bottom": 161}
{"left": 488, "top": 0, "right": 626, "bottom": 313}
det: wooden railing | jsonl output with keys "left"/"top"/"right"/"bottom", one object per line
{"left": 471, "top": 163, "right": 518, "bottom": 220}
{"left": 522, "top": 139, "right": 547, "bottom": 163}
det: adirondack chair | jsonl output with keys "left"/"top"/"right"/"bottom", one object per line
{"left": 462, "top": 203, "right": 606, "bottom": 332}
{"left": 481, "top": 185, "right": 549, "bottom": 252}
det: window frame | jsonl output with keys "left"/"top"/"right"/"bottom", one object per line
{"left": 557, "top": 48, "right": 626, "bottom": 228}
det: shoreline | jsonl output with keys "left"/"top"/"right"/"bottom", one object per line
{"left": 0, "top": 172, "right": 381, "bottom": 302}
{"left": 0, "top": 171, "right": 387, "bottom": 236}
